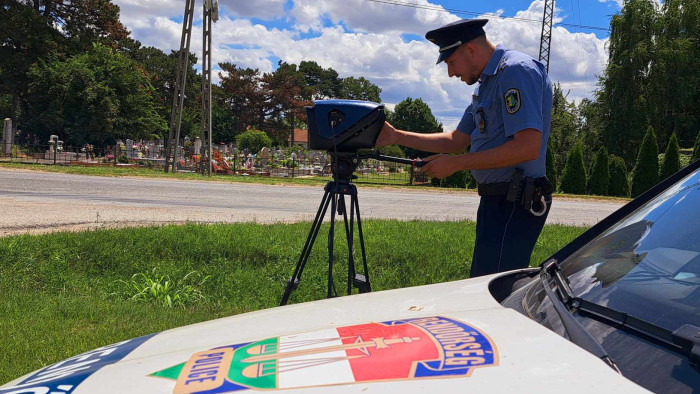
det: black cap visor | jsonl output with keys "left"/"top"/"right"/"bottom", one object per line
{"left": 437, "top": 46, "right": 458, "bottom": 64}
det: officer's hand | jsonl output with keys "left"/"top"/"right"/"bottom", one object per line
{"left": 376, "top": 121, "right": 398, "bottom": 147}
{"left": 420, "top": 154, "right": 461, "bottom": 179}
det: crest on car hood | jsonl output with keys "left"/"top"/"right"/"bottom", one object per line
{"left": 150, "top": 316, "right": 498, "bottom": 393}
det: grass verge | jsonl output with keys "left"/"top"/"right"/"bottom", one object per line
{"left": 0, "top": 221, "right": 586, "bottom": 382}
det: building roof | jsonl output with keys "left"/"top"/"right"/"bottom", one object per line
{"left": 289, "top": 129, "right": 308, "bottom": 144}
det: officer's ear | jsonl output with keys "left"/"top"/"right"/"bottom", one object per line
{"left": 463, "top": 42, "right": 479, "bottom": 58}
{"left": 465, "top": 36, "right": 487, "bottom": 57}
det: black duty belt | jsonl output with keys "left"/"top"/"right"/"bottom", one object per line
{"left": 477, "top": 170, "right": 553, "bottom": 217}
{"left": 477, "top": 182, "right": 514, "bottom": 196}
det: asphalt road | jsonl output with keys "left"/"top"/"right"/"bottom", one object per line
{"left": 0, "top": 168, "right": 625, "bottom": 236}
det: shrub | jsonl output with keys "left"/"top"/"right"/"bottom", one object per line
{"left": 608, "top": 155, "right": 629, "bottom": 197}
{"left": 692, "top": 129, "right": 700, "bottom": 162}
{"left": 117, "top": 154, "right": 129, "bottom": 164}
{"left": 659, "top": 133, "right": 680, "bottom": 181}
{"left": 546, "top": 137, "right": 557, "bottom": 192}
{"left": 236, "top": 129, "right": 272, "bottom": 154}
{"left": 559, "top": 142, "right": 587, "bottom": 194}
{"left": 377, "top": 144, "right": 405, "bottom": 158}
{"left": 631, "top": 126, "right": 659, "bottom": 198}
{"left": 588, "top": 147, "right": 609, "bottom": 196}
{"left": 431, "top": 169, "right": 473, "bottom": 188}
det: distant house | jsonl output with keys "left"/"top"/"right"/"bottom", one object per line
{"left": 289, "top": 129, "right": 308, "bottom": 149}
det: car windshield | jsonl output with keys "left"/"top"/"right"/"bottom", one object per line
{"left": 526, "top": 167, "right": 700, "bottom": 333}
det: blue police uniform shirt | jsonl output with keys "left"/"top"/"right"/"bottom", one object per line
{"left": 456, "top": 44, "right": 553, "bottom": 184}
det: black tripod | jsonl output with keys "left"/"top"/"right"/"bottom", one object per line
{"left": 280, "top": 154, "right": 370, "bottom": 305}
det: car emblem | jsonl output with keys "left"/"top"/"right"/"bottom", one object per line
{"left": 151, "top": 316, "right": 499, "bottom": 392}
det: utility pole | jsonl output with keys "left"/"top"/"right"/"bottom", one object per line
{"left": 539, "top": 0, "right": 555, "bottom": 73}
{"left": 164, "top": 0, "right": 219, "bottom": 175}
{"left": 199, "top": 0, "right": 219, "bottom": 176}
{"left": 164, "top": 0, "right": 195, "bottom": 173}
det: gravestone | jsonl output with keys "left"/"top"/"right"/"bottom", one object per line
{"left": 194, "top": 137, "right": 202, "bottom": 156}
{"left": 3, "top": 118, "right": 12, "bottom": 155}
{"left": 259, "top": 146, "right": 270, "bottom": 165}
{"left": 126, "top": 139, "right": 134, "bottom": 158}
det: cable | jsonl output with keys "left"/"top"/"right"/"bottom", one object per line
{"left": 365, "top": 0, "right": 610, "bottom": 32}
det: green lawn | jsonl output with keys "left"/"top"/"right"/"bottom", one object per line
{"left": 0, "top": 221, "right": 586, "bottom": 382}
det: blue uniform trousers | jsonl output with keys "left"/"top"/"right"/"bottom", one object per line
{"left": 470, "top": 195, "right": 551, "bottom": 278}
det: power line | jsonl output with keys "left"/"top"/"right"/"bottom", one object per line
{"left": 365, "top": 0, "right": 610, "bottom": 32}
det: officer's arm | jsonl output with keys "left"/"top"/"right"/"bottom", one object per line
{"left": 377, "top": 123, "right": 471, "bottom": 154}
{"left": 420, "top": 129, "right": 540, "bottom": 178}
{"left": 456, "top": 129, "right": 541, "bottom": 169}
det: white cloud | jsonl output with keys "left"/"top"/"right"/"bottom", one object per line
{"left": 112, "top": 0, "right": 610, "bottom": 134}
{"left": 289, "top": 0, "right": 459, "bottom": 34}
{"left": 219, "top": 0, "right": 287, "bottom": 21}
{"left": 599, "top": 0, "right": 624, "bottom": 7}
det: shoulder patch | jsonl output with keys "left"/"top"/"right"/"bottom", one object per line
{"left": 504, "top": 88, "right": 521, "bottom": 114}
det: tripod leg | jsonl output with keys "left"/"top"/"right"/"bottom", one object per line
{"left": 353, "top": 190, "right": 371, "bottom": 293}
{"left": 280, "top": 188, "right": 332, "bottom": 306}
{"left": 339, "top": 194, "right": 354, "bottom": 296}
{"left": 327, "top": 191, "right": 338, "bottom": 298}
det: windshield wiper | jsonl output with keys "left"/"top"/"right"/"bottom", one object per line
{"left": 539, "top": 260, "right": 620, "bottom": 372}
{"left": 541, "top": 259, "right": 700, "bottom": 374}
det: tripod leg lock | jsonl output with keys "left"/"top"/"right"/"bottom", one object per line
{"left": 280, "top": 277, "right": 300, "bottom": 306}
{"left": 286, "top": 277, "right": 300, "bottom": 291}
{"left": 353, "top": 274, "right": 371, "bottom": 293}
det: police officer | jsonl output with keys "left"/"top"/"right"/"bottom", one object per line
{"left": 377, "top": 19, "right": 553, "bottom": 277}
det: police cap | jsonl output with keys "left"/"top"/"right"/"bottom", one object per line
{"left": 425, "top": 19, "right": 488, "bottom": 64}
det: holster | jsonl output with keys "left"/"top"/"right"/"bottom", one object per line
{"left": 479, "top": 168, "right": 553, "bottom": 217}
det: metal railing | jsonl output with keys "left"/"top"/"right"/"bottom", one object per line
{"left": 0, "top": 142, "right": 429, "bottom": 185}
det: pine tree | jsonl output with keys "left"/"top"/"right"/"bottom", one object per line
{"left": 588, "top": 147, "right": 610, "bottom": 195}
{"left": 660, "top": 132, "right": 680, "bottom": 180}
{"left": 692, "top": 130, "right": 700, "bottom": 162}
{"left": 631, "top": 126, "right": 659, "bottom": 198}
{"left": 546, "top": 137, "right": 558, "bottom": 191}
{"left": 608, "top": 155, "right": 629, "bottom": 197}
{"left": 559, "top": 142, "right": 587, "bottom": 195}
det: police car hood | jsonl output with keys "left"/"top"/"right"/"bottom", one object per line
{"left": 1, "top": 274, "right": 648, "bottom": 393}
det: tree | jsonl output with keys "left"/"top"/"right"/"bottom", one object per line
{"left": 18, "top": 0, "right": 132, "bottom": 53}
{"left": 338, "top": 77, "right": 382, "bottom": 103}
{"left": 545, "top": 137, "right": 558, "bottom": 191}
{"left": 387, "top": 97, "right": 443, "bottom": 158}
{"left": 129, "top": 46, "right": 201, "bottom": 135}
{"left": 236, "top": 129, "right": 271, "bottom": 154}
{"left": 596, "top": 0, "right": 658, "bottom": 164}
{"left": 631, "top": 126, "right": 659, "bottom": 197}
{"left": 299, "top": 60, "right": 341, "bottom": 100}
{"left": 217, "top": 63, "right": 264, "bottom": 133}
{"left": 0, "top": 1, "right": 63, "bottom": 138}
{"left": 260, "top": 61, "right": 310, "bottom": 146}
{"left": 692, "top": 130, "right": 700, "bottom": 162}
{"left": 608, "top": 155, "right": 630, "bottom": 197}
{"left": 24, "top": 43, "right": 166, "bottom": 145}
{"left": 660, "top": 132, "right": 680, "bottom": 180}
{"left": 559, "top": 142, "right": 587, "bottom": 195}
{"left": 588, "top": 147, "right": 610, "bottom": 196}
{"left": 549, "top": 84, "right": 583, "bottom": 174}
{"left": 647, "top": 0, "right": 700, "bottom": 150}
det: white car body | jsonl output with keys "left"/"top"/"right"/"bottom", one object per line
{"left": 1, "top": 272, "right": 648, "bottom": 394}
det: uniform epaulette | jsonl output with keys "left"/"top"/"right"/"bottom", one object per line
{"left": 498, "top": 58, "right": 508, "bottom": 72}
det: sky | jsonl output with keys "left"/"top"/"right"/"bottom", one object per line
{"left": 111, "top": 0, "right": 625, "bottom": 132}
